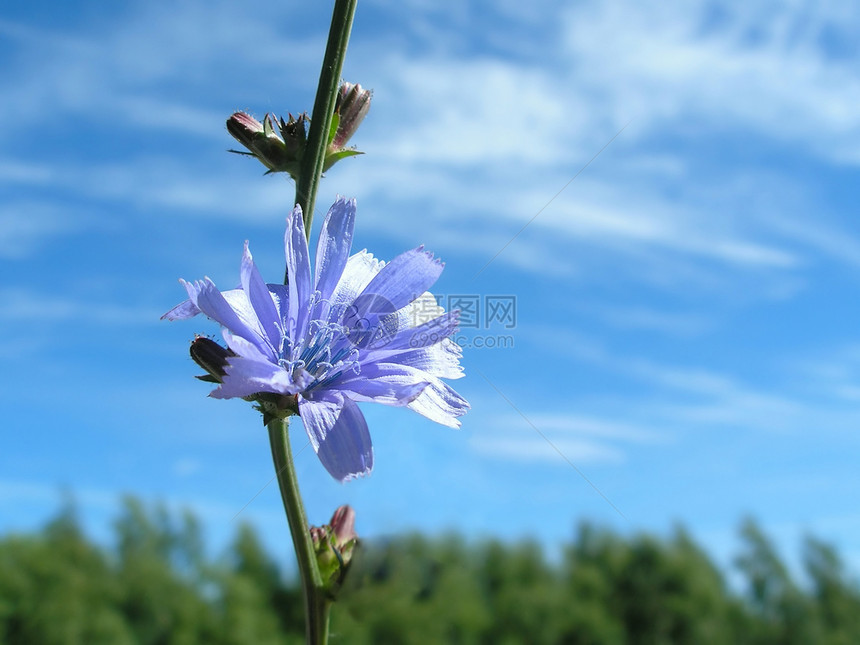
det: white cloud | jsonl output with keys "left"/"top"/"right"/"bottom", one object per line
{"left": 0, "top": 201, "right": 86, "bottom": 260}
{"left": 0, "top": 6, "right": 322, "bottom": 142}
{"left": 561, "top": 1, "right": 860, "bottom": 163}
{"left": 523, "top": 413, "right": 665, "bottom": 443}
{"left": 535, "top": 197, "right": 800, "bottom": 269}
{"left": 472, "top": 434, "right": 625, "bottom": 465}
{"left": 0, "top": 288, "right": 162, "bottom": 325}
{"left": 531, "top": 324, "right": 860, "bottom": 437}
{"left": 580, "top": 303, "right": 712, "bottom": 337}
{"left": 344, "top": 0, "right": 860, "bottom": 287}
{"left": 370, "top": 56, "right": 568, "bottom": 166}
{"left": 3, "top": 0, "right": 859, "bottom": 292}
{"left": 469, "top": 409, "right": 664, "bottom": 466}
{"left": 787, "top": 344, "right": 860, "bottom": 403}
{"left": 0, "top": 159, "right": 55, "bottom": 185}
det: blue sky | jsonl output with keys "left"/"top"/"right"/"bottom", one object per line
{"left": 3, "top": 0, "right": 860, "bottom": 575}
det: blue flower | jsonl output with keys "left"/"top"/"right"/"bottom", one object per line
{"left": 163, "top": 198, "right": 468, "bottom": 481}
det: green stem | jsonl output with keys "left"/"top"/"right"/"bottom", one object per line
{"left": 292, "top": 0, "right": 358, "bottom": 249}
{"left": 267, "top": 418, "right": 331, "bottom": 644}
{"left": 271, "top": 2, "right": 357, "bottom": 639}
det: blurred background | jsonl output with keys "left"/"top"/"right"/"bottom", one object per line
{"left": 2, "top": 0, "right": 860, "bottom": 641}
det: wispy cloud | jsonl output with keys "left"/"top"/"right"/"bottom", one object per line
{"left": 523, "top": 413, "right": 666, "bottom": 442}
{"left": 470, "top": 409, "right": 665, "bottom": 466}
{"left": 560, "top": 1, "right": 860, "bottom": 163}
{"left": 0, "top": 288, "right": 162, "bottom": 325}
{"left": 0, "top": 7, "right": 323, "bottom": 139}
{"left": 472, "top": 434, "right": 625, "bottom": 465}
{"left": 529, "top": 324, "right": 860, "bottom": 438}
{"left": 579, "top": 303, "right": 713, "bottom": 337}
{"left": 3, "top": 0, "right": 858, "bottom": 293}
{"left": 0, "top": 200, "right": 91, "bottom": 260}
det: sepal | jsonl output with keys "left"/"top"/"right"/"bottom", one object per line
{"left": 310, "top": 505, "right": 358, "bottom": 598}
{"left": 226, "top": 111, "right": 308, "bottom": 179}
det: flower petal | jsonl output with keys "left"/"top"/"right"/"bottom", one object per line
{"left": 366, "top": 339, "right": 465, "bottom": 380}
{"left": 407, "top": 375, "right": 469, "bottom": 428}
{"left": 223, "top": 329, "right": 314, "bottom": 392}
{"left": 219, "top": 289, "right": 264, "bottom": 334}
{"left": 329, "top": 250, "right": 384, "bottom": 316}
{"left": 367, "top": 310, "right": 460, "bottom": 352}
{"left": 382, "top": 291, "right": 444, "bottom": 339}
{"left": 333, "top": 361, "right": 429, "bottom": 406}
{"left": 299, "top": 394, "right": 373, "bottom": 481}
{"left": 315, "top": 197, "right": 356, "bottom": 305}
{"left": 222, "top": 329, "right": 271, "bottom": 363}
{"left": 285, "top": 205, "right": 313, "bottom": 343}
{"left": 331, "top": 362, "right": 465, "bottom": 424}
{"left": 181, "top": 278, "right": 273, "bottom": 360}
{"left": 211, "top": 356, "right": 299, "bottom": 399}
{"left": 161, "top": 297, "right": 201, "bottom": 321}
{"left": 241, "top": 241, "right": 282, "bottom": 353}
{"left": 265, "top": 284, "right": 290, "bottom": 331}
{"left": 351, "top": 247, "right": 444, "bottom": 320}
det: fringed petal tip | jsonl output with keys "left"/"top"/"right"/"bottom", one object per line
{"left": 339, "top": 458, "right": 373, "bottom": 483}
{"left": 332, "top": 194, "right": 356, "bottom": 208}
{"left": 160, "top": 298, "right": 201, "bottom": 321}
{"left": 300, "top": 395, "right": 374, "bottom": 482}
{"left": 407, "top": 377, "right": 469, "bottom": 429}
{"left": 413, "top": 245, "right": 445, "bottom": 269}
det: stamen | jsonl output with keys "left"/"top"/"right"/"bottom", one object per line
{"left": 283, "top": 310, "right": 366, "bottom": 392}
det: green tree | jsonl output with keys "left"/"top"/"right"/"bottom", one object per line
{"left": 479, "top": 538, "right": 563, "bottom": 644}
{"left": 5, "top": 498, "right": 860, "bottom": 645}
{"left": 802, "top": 535, "right": 860, "bottom": 645}
{"left": 0, "top": 503, "right": 133, "bottom": 644}
{"left": 113, "top": 496, "right": 218, "bottom": 644}
{"left": 335, "top": 533, "right": 490, "bottom": 644}
{"left": 218, "top": 522, "right": 303, "bottom": 644}
{"left": 734, "top": 518, "right": 813, "bottom": 644}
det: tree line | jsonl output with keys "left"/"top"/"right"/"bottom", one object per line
{"left": 0, "top": 497, "right": 858, "bottom": 644}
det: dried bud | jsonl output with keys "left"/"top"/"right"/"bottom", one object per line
{"left": 226, "top": 111, "right": 306, "bottom": 178}
{"left": 310, "top": 505, "right": 358, "bottom": 597}
{"left": 190, "top": 336, "right": 297, "bottom": 420}
{"left": 189, "top": 336, "right": 234, "bottom": 383}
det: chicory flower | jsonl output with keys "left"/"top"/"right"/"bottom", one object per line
{"left": 162, "top": 198, "right": 468, "bottom": 481}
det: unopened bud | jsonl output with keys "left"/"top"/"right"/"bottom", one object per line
{"left": 310, "top": 505, "right": 358, "bottom": 597}
{"left": 332, "top": 82, "right": 371, "bottom": 150}
{"left": 323, "top": 82, "right": 371, "bottom": 172}
{"left": 227, "top": 111, "right": 306, "bottom": 178}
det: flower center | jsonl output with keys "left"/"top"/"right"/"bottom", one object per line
{"left": 279, "top": 318, "right": 360, "bottom": 390}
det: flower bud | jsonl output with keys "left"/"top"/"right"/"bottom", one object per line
{"left": 332, "top": 82, "right": 371, "bottom": 150}
{"left": 310, "top": 505, "right": 358, "bottom": 597}
{"left": 323, "top": 82, "right": 371, "bottom": 172}
{"left": 330, "top": 505, "right": 357, "bottom": 546}
{"left": 226, "top": 111, "right": 306, "bottom": 178}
